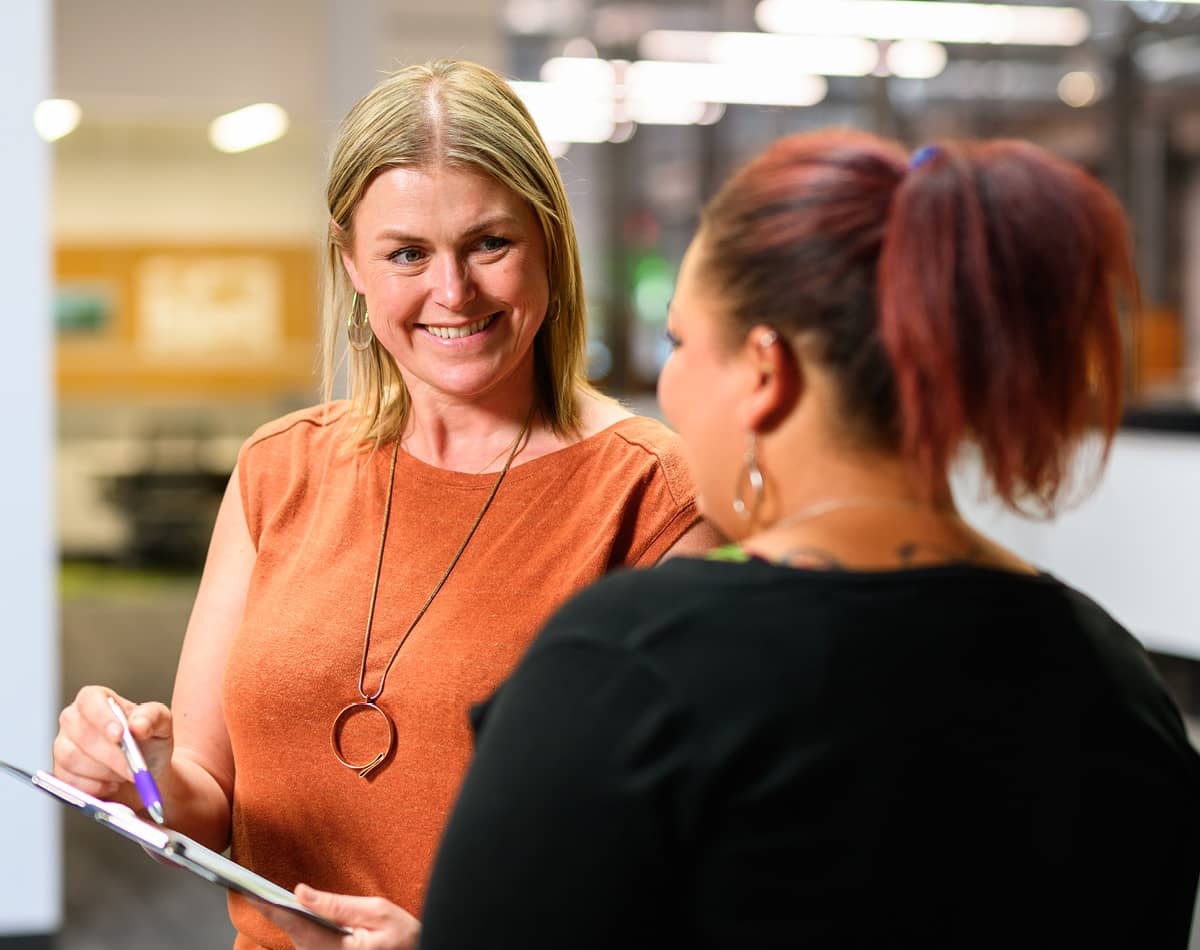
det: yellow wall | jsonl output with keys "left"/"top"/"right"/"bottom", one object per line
{"left": 55, "top": 243, "right": 320, "bottom": 398}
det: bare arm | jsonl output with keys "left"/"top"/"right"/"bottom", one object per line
{"left": 166, "top": 465, "right": 256, "bottom": 847}
{"left": 659, "top": 516, "right": 725, "bottom": 560}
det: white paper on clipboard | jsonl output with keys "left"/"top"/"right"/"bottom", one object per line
{"left": 0, "top": 759, "right": 351, "bottom": 936}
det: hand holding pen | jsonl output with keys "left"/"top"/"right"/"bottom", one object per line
{"left": 105, "top": 696, "right": 166, "bottom": 825}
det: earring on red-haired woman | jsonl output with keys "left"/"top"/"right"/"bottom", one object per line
{"left": 732, "top": 432, "right": 765, "bottom": 522}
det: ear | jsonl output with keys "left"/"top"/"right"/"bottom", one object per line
{"left": 736, "top": 325, "right": 801, "bottom": 434}
{"left": 333, "top": 222, "right": 365, "bottom": 294}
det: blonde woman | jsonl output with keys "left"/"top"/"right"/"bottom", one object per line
{"left": 52, "top": 60, "right": 716, "bottom": 949}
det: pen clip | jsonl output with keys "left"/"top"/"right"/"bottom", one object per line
{"left": 106, "top": 696, "right": 147, "bottom": 774}
{"left": 105, "top": 695, "right": 165, "bottom": 825}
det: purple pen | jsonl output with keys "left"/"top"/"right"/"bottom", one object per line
{"left": 106, "top": 695, "right": 165, "bottom": 825}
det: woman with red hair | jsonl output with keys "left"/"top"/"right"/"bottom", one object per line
{"left": 267, "top": 130, "right": 1200, "bottom": 949}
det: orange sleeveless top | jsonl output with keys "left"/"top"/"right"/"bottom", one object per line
{"left": 224, "top": 403, "right": 699, "bottom": 949}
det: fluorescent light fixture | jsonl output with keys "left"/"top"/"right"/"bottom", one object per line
{"left": 509, "top": 79, "right": 615, "bottom": 144}
{"left": 208, "top": 103, "right": 289, "bottom": 154}
{"left": 625, "top": 92, "right": 708, "bottom": 126}
{"left": 524, "top": 53, "right": 826, "bottom": 137}
{"left": 884, "top": 39, "right": 948, "bottom": 78}
{"left": 639, "top": 29, "right": 878, "bottom": 76}
{"left": 535, "top": 57, "right": 714, "bottom": 131}
{"left": 756, "top": 0, "right": 1091, "bottom": 46}
{"left": 34, "top": 99, "right": 81, "bottom": 142}
{"left": 540, "top": 56, "right": 617, "bottom": 88}
{"left": 1057, "top": 70, "right": 1100, "bottom": 107}
{"left": 627, "top": 60, "right": 827, "bottom": 109}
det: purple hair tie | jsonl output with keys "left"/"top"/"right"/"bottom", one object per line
{"left": 909, "top": 144, "right": 940, "bottom": 170}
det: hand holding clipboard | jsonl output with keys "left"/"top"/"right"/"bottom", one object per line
{"left": 0, "top": 759, "right": 350, "bottom": 936}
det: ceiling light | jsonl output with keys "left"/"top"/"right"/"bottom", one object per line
{"left": 34, "top": 99, "right": 81, "bottom": 142}
{"left": 884, "top": 40, "right": 948, "bottom": 78}
{"left": 509, "top": 79, "right": 615, "bottom": 144}
{"left": 540, "top": 56, "right": 617, "bottom": 88}
{"left": 756, "top": 0, "right": 1091, "bottom": 46}
{"left": 1058, "top": 70, "right": 1101, "bottom": 107}
{"left": 624, "top": 94, "right": 708, "bottom": 126}
{"left": 640, "top": 30, "right": 878, "bottom": 76}
{"left": 208, "top": 103, "right": 289, "bottom": 154}
{"left": 627, "top": 60, "right": 827, "bottom": 109}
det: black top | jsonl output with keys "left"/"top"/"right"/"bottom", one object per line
{"left": 421, "top": 558, "right": 1200, "bottom": 949}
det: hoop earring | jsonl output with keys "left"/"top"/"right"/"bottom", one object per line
{"left": 732, "top": 433, "right": 764, "bottom": 522}
{"left": 347, "top": 292, "right": 373, "bottom": 351}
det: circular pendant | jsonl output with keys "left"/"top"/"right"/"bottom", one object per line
{"left": 330, "top": 701, "right": 396, "bottom": 778}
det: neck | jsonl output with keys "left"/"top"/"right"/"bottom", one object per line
{"left": 769, "top": 494, "right": 949, "bottom": 531}
{"left": 751, "top": 450, "right": 954, "bottom": 536}
{"left": 399, "top": 375, "right": 539, "bottom": 472}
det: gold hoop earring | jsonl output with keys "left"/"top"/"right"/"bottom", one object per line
{"left": 732, "top": 433, "right": 764, "bottom": 522}
{"left": 347, "top": 292, "right": 373, "bottom": 351}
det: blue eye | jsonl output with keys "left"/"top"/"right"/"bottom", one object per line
{"left": 663, "top": 328, "right": 682, "bottom": 349}
{"left": 390, "top": 247, "right": 424, "bottom": 264}
{"left": 477, "top": 235, "right": 510, "bottom": 253}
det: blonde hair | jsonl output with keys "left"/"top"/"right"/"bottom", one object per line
{"left": 322, "top": 59, "right": 594, "bottom": 444}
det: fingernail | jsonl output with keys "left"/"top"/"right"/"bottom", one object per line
{"left": 106, "top": 722, "right": 121, "bottom": 740}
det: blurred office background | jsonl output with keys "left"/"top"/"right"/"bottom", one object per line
{"left": 2, "top": 0, "right": 1200, "bottom": 945}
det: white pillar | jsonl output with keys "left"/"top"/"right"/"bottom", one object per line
{"left": 0, "top": 0, "right": 61, "bottom": 937}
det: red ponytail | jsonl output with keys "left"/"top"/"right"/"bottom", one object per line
{"left": 878, "top": 140, "right": 1135, "bottom": 512}
{"left": 700, "top": 131, "right": 1136, "bottom": 513}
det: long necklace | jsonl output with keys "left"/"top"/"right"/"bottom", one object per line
{"left": 330, "top": 412, "right": 532, "bottom": 778}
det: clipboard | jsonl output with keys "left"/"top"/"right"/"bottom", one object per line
{"left": 0, "top": 759, "right": 351, "bottom": 936}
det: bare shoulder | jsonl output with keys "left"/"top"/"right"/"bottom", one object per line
{"left": 574, "top": 388, "right": 635, "bottom": 439}
{"left": 520, "top": 390, "right": 634, "bottom": 461}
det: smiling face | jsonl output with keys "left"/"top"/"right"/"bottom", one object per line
{"left": 340, "top": 164, "right": 550, "bottom": 409}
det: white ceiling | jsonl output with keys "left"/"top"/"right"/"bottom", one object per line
{"left": 53, "top": 0, "right": 507, "bottom": 126}
{"left": 49, "top": 0, "right": 504, "bottom": 243}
